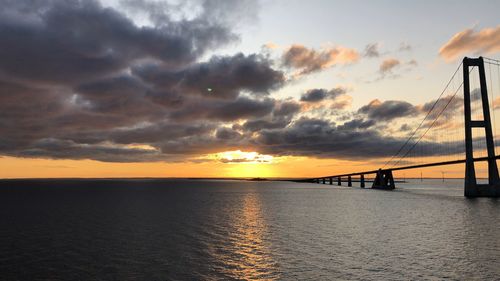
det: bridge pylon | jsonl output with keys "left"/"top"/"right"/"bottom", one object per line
{"left": 463, "top": 57, "right": 500, "bottom": 197}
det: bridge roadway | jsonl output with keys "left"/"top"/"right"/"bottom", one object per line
{"left": 302, "top": 155, "right": 500, "bottom": 183}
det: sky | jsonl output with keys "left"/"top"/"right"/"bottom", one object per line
{"left": 0, "top": 0, "right": 500, "bottom": 178}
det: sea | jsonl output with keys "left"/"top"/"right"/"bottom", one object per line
{"left": 0, "top": 178, "right": 499, "bottom": 280}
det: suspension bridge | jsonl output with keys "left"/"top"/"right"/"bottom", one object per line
{"left": 301, "top": 56, "right": 500, "bottom": 198}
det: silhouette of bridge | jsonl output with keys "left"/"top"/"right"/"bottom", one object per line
{"left": 302, "top": 57, "right": 500, "bottom": 197}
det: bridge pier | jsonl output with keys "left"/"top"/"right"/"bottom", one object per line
{"left": 337, "top": 177, "right": 341, "bottom": 186}
{"left": 322, "top": 178, "right": 325, "bottom": 184}
{"left": 372, "top": 169, "right": 395, "bottom": 190}
{"left": 347, "top": 176, "right": 352, "bottom": 187}
{"left": 329, "top": 177, "right": 333, "bottom": 185}
{"left": 360, "top": 174, "right": 365, "bottom": 188}
{"left": 463, "top": 57, "right": 500, "bottom": 197}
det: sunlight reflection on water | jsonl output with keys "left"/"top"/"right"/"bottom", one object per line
{"left": 0, "top": 179, "right": 499, "bottom": 280}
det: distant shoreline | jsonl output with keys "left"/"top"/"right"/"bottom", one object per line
{"left": 0, "top": 177, "right": 474, "bottom": 181}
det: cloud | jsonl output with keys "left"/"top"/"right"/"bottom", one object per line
{"left": 281, "top": 44, "right": 359, "bottom": 75}
{"left": 134, "top": 53, "right": 285, "bottom": 100}
{"left": 0, "top": 0, "right": 237, "bottom": 85}
{"left": 399, "top": 42, "right": 412, "bottom": 52}
{"left": 241, "top": 119, "right": 290, "bottom": 132}
{"left": 376, "top": 58, "right": 417, "bottom": 80}
{"left": 216, "top": 127, "right": 242, "bottom": 140}
{"left": 379, "top": 58, "right": 401, "bottom": 74}
{"left": 358, "top": 99, "right": 419, "bottom": 121}
{"left": 238, "top": 100, "right": 300, "bottom": 132}
{"left": 0, "top": 0, "right": 469, "bottom": 164}
{"left": 337, "top": 118, "right": 376, "bottom": 130}
{"left": 273, "top": 100, "right": 301, "bottom": 117}
{"left": 300, "top": 87, "right": 347, "bottom": 103}
{"left": 494, "top": 97, "right": 500, "bottom": 110}
{"left": 439, "top": 25, "right": 500, "bottom": 61}
{"left": 299, "top": 87, "right": 352, "bottom": 111}
{"left": 0, "top": 0, "right": 287, "bottom": 162}
{"left": 108, "top": 122, "right": 216, "bottom": 145}
{"left": 364, "top": 43, "right": 380, "bottom": 58}
{"left": 213, "top": 150, "right": 273, "bottom": 164}
{"left": 12, "top": 138, "right": 163, "bottom": 163}
{"left": 255, "top": 117, "right": 463, "bottom": 160}
{"left": 169, "top": 97, "right": 276, "bottom": 122}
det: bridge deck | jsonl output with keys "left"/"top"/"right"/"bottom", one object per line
{"left": 311, "top": 155, "right": 500, "bottom": 180}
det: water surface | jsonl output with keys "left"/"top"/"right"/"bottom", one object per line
{"left": 0, "top": 179, "right": 499, "bottom": 280}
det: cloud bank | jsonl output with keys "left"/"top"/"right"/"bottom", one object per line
{"left": 440, "top": 25, "right": 500, "bottom": 61}
{"left": 0, "top": 0, "right": 461, "bottom": 164}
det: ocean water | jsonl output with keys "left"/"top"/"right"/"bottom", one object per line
{"left": 0, "top": 178, "right": 499, "bottom": 280}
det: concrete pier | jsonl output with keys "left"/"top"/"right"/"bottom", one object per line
{"left": 372, "top": 169, "right": 395, "bottom": 190}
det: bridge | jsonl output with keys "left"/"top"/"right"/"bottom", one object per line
{"left": 301, "top": 57, "right": 500, "bottom": 198}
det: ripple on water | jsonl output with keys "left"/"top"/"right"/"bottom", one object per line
{"left": 0, "top": 179, "right": 499, "bottom": 280}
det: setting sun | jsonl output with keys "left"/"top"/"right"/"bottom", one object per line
{"left": 213, "top": 150, "right": 274, "bottom": 164}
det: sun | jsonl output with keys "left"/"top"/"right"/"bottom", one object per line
{"left": 198, "top": 150, "right": 277, "bottom": 178}
{"left": 215, "top": 150, "right": 274, "bottom": 164}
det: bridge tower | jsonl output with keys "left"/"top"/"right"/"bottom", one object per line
{"left": 463, "top": 57, "right": 500, "bottom": 197}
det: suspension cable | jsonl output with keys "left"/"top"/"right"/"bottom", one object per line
{"left": 390, "top": 66, "right": 476, "bottom": 168}
{"left": 381, "top": 61, "right": 463, "bottom": 168}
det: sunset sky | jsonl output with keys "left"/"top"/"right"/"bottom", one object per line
{"left": 1, "top": 0, "right": 500, "bottom": 178}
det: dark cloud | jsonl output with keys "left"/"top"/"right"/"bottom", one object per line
{"left": 74, "top": 75, "right": 161, "bottom": 116}
{"left": 242, "top": 119, "right": 290, "bottom": 132}
{"left": 134, "top": 53, "right": 285, "bottom": 100}
{"left": 0, "top": 0, "right": 287, "bottom": 162}
{"left": 358, "top": 99, "right": 419, "bottom": 121}
{"left": 254, "top": 117, "right": 463, "bottom": 160}
{"left": 216, "top": 127, "right": 242, "bottom": 140}
{"left": 338, "top": 118, "right": 376, "bottom": 130}
{"left": 419, "top": 94, "right": 465, "bottom": 130}
{"left": 0, "top": 0, "right": 467, "bottom": 164}
{"left": 9, "top": 138, "right": 163, "bottom": 163}
{"left": 273, "top": 101, "right": 301, "bottom": 117}
{"left": 108, "top": 122, "right": 216, "bottom": 145}
{"left": 0, "top": 0, "right": 236, "bottom": 85}
{"left": 169, "top": 97, "right": 276, "bottom": 122}
{"left": 300, "top": 88, "right": 347, "bottom": 102}
{"left": 239, "top": 100, "right": 300, "bottom": 132}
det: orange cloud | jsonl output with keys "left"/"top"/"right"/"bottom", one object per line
{"left": 439, "top": 25, "right": 500, "bottom": 61}
{"left": 282, "top": 44, "right": 359, "bottom": 75}
{"left": 493, "top": 96, "right": 500, "bottom": 110}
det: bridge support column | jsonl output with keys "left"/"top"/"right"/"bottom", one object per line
{"left": 316, "top": 178, "right": 320, "bottom": 184}
{"left": 337, "top": 177, "right": 341, "bottom": 186}
{"left": 360, "top": 174, "right": 365, "bottom": 188}
{"left": 348, "top": 176, "right": 352, "bottom": 187}
{"left": 322, "top": 178, "right": 325, "bottom": 184}
{"left": 463, "top": 57, "right": 500, "bottom": 197}
{"left": 372, "top": 169, "right": 395, "bottom": 190}
{"left": 329, "top": 177, "right": 333, "bottom": 185}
